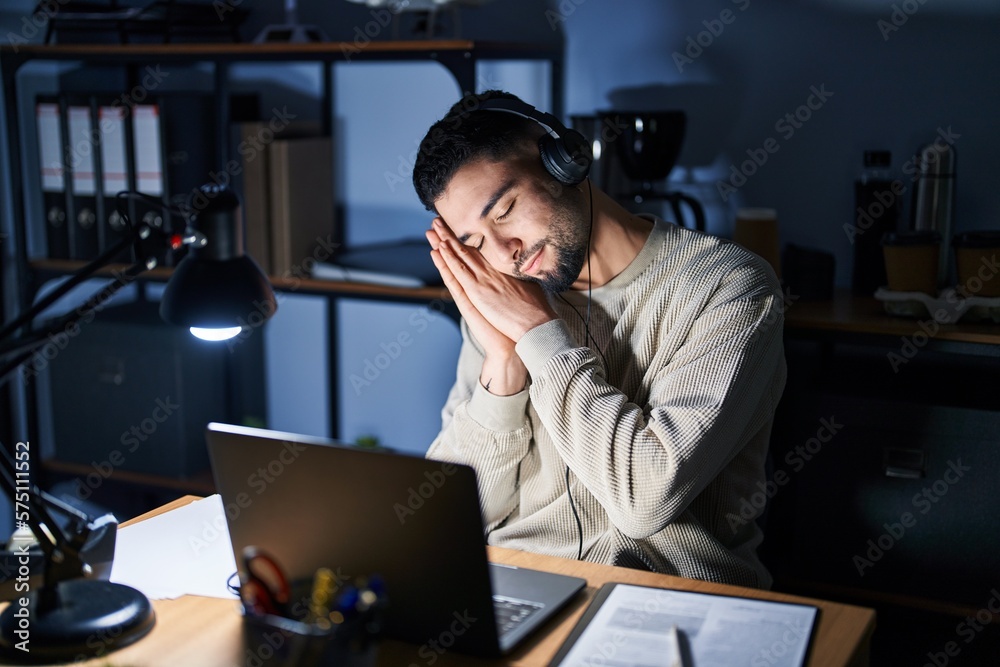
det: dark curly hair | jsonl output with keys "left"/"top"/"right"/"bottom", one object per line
{"left": 412, "top": 90, "right": 543, "bottom": 212}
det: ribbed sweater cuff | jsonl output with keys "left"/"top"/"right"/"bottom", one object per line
{"left": 466, "top": 382, "right": 529, "bottom": 432}
{"left": 516, "top": 319, "right": 577, "bottom": 377}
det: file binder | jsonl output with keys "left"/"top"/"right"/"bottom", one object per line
{"left": 66, "top": 101, "right": 100, "bottom": 260}
{"left": 35, "top": 99, "right": 69, "bottom": 259}
{"left": 65, "top": 102, "right": 100, "bottom": 260}
{"left": 97, "top": 102, "right": 131, "bottom": 262}
{"left": 160, "top": 94, "right": 216, "bottom": 265}
{"left": 129, "top": 102, "right": 168, "bottom": 266}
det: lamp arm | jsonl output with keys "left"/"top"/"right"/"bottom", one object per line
{"left": 0, "top": 256, "right": 155, "bottom": 386}
{"left": 0, "top": 222, "right": 153, "bottom": 344}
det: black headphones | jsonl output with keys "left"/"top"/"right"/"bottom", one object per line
{"left": 479, "top": 98, "right": 593, "bottom": 186}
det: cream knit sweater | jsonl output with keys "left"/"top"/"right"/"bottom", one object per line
{"left": 427, "top": 218, "right": 786, "bottom": 588}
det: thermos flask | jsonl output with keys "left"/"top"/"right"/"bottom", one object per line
{"left": 911, "top": 142, "right": 956, "bottom": 289}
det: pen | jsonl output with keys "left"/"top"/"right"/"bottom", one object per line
{"left": 306, "top": 567, "right": 337, "bottom": 629}
{"left": 669, "top": 624, "right": 687, "bottom": 667}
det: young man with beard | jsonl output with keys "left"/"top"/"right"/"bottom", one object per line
{"left": 412, "top": 90, "right": 786, "bottom": 588}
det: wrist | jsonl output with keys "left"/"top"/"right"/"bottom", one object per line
{"left": 512, "top": 311, "right": 558, "bottom": 342}
{"left": 480, "top": 354, "right": 527, "bottom": 397}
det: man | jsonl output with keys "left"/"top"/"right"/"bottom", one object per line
{"left": 412, "top": 90, "right": 785, "bottom": 588}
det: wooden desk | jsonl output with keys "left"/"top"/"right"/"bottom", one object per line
{"left": 784, "top": 289, "right": 1000, "bottom": 348}
{"left": 12, "top": 496, "right": 872, "bottom": 667}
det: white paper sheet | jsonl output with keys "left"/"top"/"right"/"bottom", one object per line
{"left": 557, "top": 583, "right": 817, "bottom": 667}
{"left": 109, "top": 494, "right": 239, "bottom": 600}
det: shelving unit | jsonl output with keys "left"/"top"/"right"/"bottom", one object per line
{"left": 1, "top": 40, "right": 562, "bottom": 306}
{"left": 0, "top": 39, "right": 562, "bottom": 509}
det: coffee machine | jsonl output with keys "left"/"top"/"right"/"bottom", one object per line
{"left": 572, "top": 110, "right": 705, "bottom": 232}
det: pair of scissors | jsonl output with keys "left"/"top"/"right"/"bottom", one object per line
{"left": 240, "top": 546, "right": 290, "bottom": 617}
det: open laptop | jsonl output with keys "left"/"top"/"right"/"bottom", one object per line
{"left": 205, "top": 422, "right": 586, "bottom": 657}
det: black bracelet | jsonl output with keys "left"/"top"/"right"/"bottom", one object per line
{"left": 484, "top": 378, "right": 492, "bottom": 393}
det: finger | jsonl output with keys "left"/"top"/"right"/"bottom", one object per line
{"left": 443, "top": 236, "right": 492, "bottom": 275}
{"left": 431, "top": 247, "right": 469, "bottom": 290}
{"left": 425, "top": 228, "right": 442, "bottom": 250}
{"left": 439, "top": 242, "right": 482, "bottom": 286}
{"left": 432, "top": 217, "right": 459, "bottom": 242}
{"left": 431, "top": 248, "right": 482, "bottom": 322}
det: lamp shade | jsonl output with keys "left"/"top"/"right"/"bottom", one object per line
{"left": 159, "top": 186, "right": 277, "bottom": 332}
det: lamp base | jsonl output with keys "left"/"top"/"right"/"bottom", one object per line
{"left": 0, "top": 580, "right": 154, "bottom": 663}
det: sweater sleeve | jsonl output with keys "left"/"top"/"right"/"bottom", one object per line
{"left": 426, "top": 319, "right": 534, "bottom": 531}
{"left": 516, "top": 260, "right": 786, "bottom": 540}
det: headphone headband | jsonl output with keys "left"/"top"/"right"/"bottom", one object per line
{"left": 478, "top": 98, "right": 592, "bottom": 186}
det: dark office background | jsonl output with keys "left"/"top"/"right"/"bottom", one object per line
{"left": 1, "top": 1, "right": 998, "bottom": 664}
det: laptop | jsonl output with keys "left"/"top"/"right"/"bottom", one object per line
{"left": 205, "top": 422, "right": 586, "bottom": 657}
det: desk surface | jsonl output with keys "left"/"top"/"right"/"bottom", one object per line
{"left": 784, "top": 289, "right": 1000, "bottom": 346}
{"left": 15, "top": 496, "right": 872, "bottom": 667}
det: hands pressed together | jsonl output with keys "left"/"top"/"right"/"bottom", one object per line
{"left": 426, "top": 217, "right": 558, "bottom": 396}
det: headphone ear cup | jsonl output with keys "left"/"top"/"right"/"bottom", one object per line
{"left": 539, "top": 131, "right": 592, "bottom": 186}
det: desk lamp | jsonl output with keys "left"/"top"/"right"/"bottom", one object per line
{"left": 0, "top": 183, "right": 276, "bottom": 661}
{"left": 159, "top": 186, "right": 277, "bottom": 341}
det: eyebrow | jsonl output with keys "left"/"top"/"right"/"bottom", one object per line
{"left": 480, "top": 178, "right": 517, "bottom": 220}
{"left": 457, "top": 178, "right": 518, "bottom": 245}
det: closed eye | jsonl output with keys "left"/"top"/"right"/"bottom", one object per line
{"left": 496, "top": 200, "right": 515, "bottom": 222}
{"left": 463, "top": 233, "right": 484, "bottom": 251}
{"left": 463, "top": 201, "right": 514, "bottom": 252}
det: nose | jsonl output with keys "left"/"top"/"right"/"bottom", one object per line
{"left": 485, "top": 229, "right": 522, "bottom": 272}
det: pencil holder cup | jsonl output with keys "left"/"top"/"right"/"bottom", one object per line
{"left": 241, "top": 578, "right": 387, "bottom": 667}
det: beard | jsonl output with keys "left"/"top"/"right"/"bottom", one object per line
{"left": 513, "top": 187, "right": 590, "bottom": 294}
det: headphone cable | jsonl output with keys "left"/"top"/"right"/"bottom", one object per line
{"left": 561, "top": 178, "right": 594, "bottom": 561}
